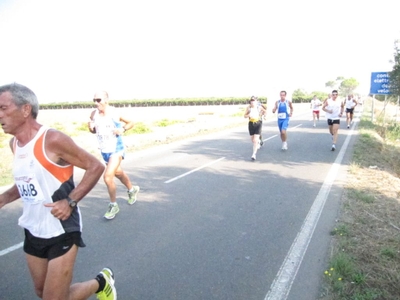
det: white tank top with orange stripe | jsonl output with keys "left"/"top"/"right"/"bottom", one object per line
{"left": 13, "top": 126, "right": 82, "bottom": 238}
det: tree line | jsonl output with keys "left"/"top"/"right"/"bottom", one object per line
{"left": 39, "top": 96, "right": 319, "bottom": 110}
{"left": 39, "top": 74, "right": 374, "bottom": 110}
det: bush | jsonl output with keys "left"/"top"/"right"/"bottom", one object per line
{"left": 128, "top": 122, "right": 151, "bottom": 134}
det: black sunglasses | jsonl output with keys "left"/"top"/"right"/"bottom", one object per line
{"left": 93, "top": 98, "right": 102, "bottom": 103}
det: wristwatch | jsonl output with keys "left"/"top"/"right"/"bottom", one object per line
{"left": 67, "top": 196, "right": 78, "bottom": 208}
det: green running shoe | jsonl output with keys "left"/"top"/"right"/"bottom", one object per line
{"left": 127, "top": 186, "right": 140, "bottom": 205}
{"left": 96, "top": 267, "right": 117, "bottom": 300}
{"left": 104, "top": 203, "right": 119, "bottom": 220}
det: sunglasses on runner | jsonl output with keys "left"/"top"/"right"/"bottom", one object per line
{"left": 93, "top": 98, "right": 102, "bottom": 103}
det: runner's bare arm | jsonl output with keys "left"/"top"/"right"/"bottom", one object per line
{"left": 272, "top": 102, "right": 277, "bottom": 113}
{"left": 0, "top": 138, "right": 26, "bottom": 208}
{"left": 88, "top": 110, "right": 96, "bottom": 134}
{"left": 244, "top": 106, "right": 251, "bottom": 118}
{"left": 262, "top": 107, "right": 267, "bottom": 116}
{"left": 43, "top": 129, "right": 104, "bottom": 220}
{"left": 0, "top": 185, "right": 21, "bottom": 209}
{"left": 119, "top": 116, "right": 134, "bottom": 134}
{"left": 45, "top": 129, "right": 104, "bottom": 202}
{"left": 322, "top": 100, "right": 328, "bottom": 112}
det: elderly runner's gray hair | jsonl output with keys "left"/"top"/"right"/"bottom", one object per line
{"left": 0, "top": 83, "right": 39, "bottom": 119}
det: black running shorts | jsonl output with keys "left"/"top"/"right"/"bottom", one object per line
{"left": 327, "top": 119, "right": 340, "bottom": 126}
{"left": 248, "top": 120, "right": 262, "bottom": 135}
{"left": 346, "top": 108, "right": 354, "bottom": 114}
{"left": 23, "top": 229, "right": 86, "bottom": 260}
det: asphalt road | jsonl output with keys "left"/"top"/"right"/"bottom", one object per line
{"left": 0, "top": 109, "right": 359, "bottom": 300}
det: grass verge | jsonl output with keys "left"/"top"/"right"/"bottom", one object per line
{"left": 153, "top": 118, "right": 184, "bottom": 127}
{"left": 320, "top": 113, "right": 400, "bottom": 299}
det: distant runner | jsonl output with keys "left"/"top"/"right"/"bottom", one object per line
{"left": 322, "top": 89, "right": 344, "bottom": 151}
{"left": 344, "top": 95, "right": 357, "bottom": 128}
{"left": 244, "top": 96, "right": 267, "bottom": 160}
{"left": 310, "top": 95, "right": 322, "bottom": 127}
{"left": 272, "top": 91, "right": 293, "bottom": 150}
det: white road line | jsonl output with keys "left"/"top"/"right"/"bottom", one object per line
{"left": 263, "top": 135, "right": 278, "bottom": 142}
{"left": 265, "top": 125, "right": 355, "bottom": 300}
{"left": 164, "top": 157, "right": 225, "bottom": 183}
{"left": 0, "top": 242, "right": 23, "bottom": 257}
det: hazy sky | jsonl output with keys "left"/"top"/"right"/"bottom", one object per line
{"left": 0, "top": 0, "right": 399, "bottom": 103}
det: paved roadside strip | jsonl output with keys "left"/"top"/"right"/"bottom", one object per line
{"left": 265, "top": 121, "right": 357, "bottom": 300}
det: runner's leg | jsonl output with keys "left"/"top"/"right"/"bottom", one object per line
{"left": 115, "top": 164, "right": 133, "bottom": 191}
{"left": 252, "top": 135, "right": 259, "bottom": 155}
{"left": 27, "top": 245, "right": 99, "bottom": 300}
{"left": 332, "top": 123, "right": 340, "bottom": 144}
{"left": 26, "top": 254, "right": 48, "bottom": 298}
{"left": 104, "top": 154, "right": 123, "bottom": 203}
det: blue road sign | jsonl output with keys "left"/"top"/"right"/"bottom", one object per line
{"left": 370, "top": 72, "right": 391, "bottom": 95}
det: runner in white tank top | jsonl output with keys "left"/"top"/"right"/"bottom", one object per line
{"left": 310, "top": 95, "right": 322, "bottom": 127}
{"left": 89, "top": 91, "right": 140, "bottom": 220}
{"left": 244, "top": 96, "right": 266, "bottom": 161}
{"left": 344, "top": 95, "right": 357, "bottom": 128}
{"left": 0, "top": 83, "right": 116, "bottom": 299}
{"left": 322, "top": 90, "right": 344, "bottom": 151}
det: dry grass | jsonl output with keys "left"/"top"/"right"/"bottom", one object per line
{"left": 320, "top": 102, "right": 400, "bottom": 299}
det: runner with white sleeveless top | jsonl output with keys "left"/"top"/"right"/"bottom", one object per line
{"left": 322, "top": 89, "right": 344, "bottom": 151}
{"left": 244, "top": 96, "right": 266, "bottom": 160}
{"left": 344, "top": 95, "right": 357, "bottom": 128}
{"left": 310, "top": 95, "right": 322, "bottom": 127}
{"left": 89, "top": 91, "right": 140, "bottom": 220}
{"left": 0, "top": 83, "right": 116, "bottom": 300}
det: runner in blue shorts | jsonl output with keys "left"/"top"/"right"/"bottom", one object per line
{"left": 89, "top": 91, "right": 140, "bottom": 220}
{"left": 272, "top": 91, "right": 293, "bottom": 150}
